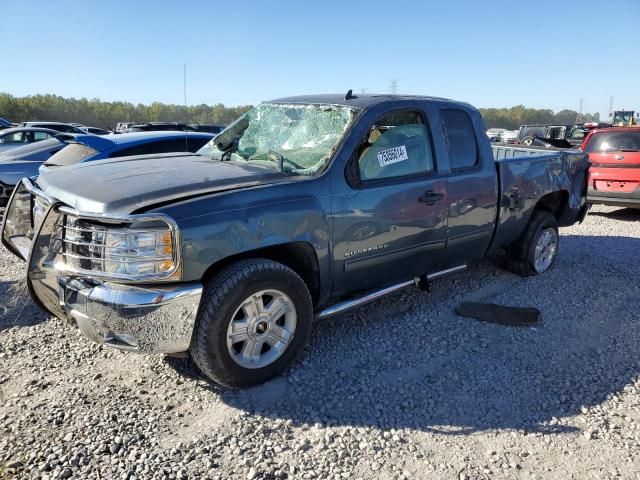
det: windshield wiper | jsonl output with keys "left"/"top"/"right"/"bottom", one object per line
{"left": 249, "top": 150, "right": 306, "bottom": 173}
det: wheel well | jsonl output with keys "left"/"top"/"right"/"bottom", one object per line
{"left": 201, "top": 242, "right": 321, "bottom": 306}
{"left": 534, "top": 191, "right": 569, "bottom": 219}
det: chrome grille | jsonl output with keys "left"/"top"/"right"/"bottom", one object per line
{"left": 60, "top": 216, "right": 107, "bottom": 271}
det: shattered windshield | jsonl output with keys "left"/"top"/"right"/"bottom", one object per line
{"left": 197, "top": 103, "right": 359, "bottom": 175}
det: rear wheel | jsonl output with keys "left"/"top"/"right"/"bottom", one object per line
{"left": 521, "top": 136, "right": 535, "bottom": 146}
{"left": 190, "top": 259, "right": 313, "bottom": 388}
{"left": 506, "top": 211, "right": 559, "bottom": 277}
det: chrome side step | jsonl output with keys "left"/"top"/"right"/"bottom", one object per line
{"left": 317, "top": 264, "right": 467, "bottom": 319}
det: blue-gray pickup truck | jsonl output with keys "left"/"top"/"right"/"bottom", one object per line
{"left": 2, "top": 93, "right": 588, "bottom": 387}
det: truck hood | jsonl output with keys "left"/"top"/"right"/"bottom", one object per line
{"left": 36, "top": 153, "right": 289, "bottom": 214}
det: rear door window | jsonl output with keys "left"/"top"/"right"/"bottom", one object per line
{"left": 585, "top": 131, "right": 640, "bottom": 153}
{"left": 441, "top": 109, "right": 478, "bottom": 171}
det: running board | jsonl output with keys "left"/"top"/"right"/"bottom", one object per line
{"left": 317, "top": 264, "right": 467, "bottom": 319}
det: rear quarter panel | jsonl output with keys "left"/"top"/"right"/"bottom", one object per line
{"left": 490, "top": 146, "right": 588, "bottom": 251}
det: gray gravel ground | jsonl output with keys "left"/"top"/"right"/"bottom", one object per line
{"left": 1, "top": 205, "right": 640, "bottom": 480}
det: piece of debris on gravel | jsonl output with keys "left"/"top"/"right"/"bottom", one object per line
{"left": 2, "top": 205, "right": 640, "bottom": 479}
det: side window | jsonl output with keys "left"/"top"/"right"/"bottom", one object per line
{"left": 109, "top": 144, "right": 153, "bottom": 158}
{"left": 357, "top": 110, "right": 435, "bottom": 182}
{"left": 441, "top": 109, "right": 478, "bottom": 171}
{"left": 0, "top": 132, "right": 24, "bottom": 143}
{"left": 33, "top": 131, "right": 52, "bottom": 141}
{"left": 149, "top": 139, "right": 189, "bottom": 154}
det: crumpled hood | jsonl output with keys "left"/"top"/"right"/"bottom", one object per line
{"left": 36, "top": 153, "right": 288, "bottom": 214}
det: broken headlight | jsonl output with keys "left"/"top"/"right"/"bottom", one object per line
{"left": 62, "top": 217, "right": 178, "bottom": 280}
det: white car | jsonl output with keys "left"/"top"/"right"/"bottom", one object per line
{"left": 486, "top": 128, "right": 506, "bottom": 142}
{"left": 499, "top": 130, "right": 519, "bottom": 143}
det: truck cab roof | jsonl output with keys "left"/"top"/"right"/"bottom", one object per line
{"left": 268, "top": 93, "right": 471, "bottom": 110}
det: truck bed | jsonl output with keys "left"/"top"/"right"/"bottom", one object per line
{"left": 489, "top": 145, "right": 588, "bottom": 251}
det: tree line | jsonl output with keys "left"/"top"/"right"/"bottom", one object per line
{"left": 0, "top": 93, "right": 599, "bottom": 131}
{"left": 479, "top": 105, "right": 600, "bottom": 130}
{"left": 0, "top": 93, "right": 252, "bottom": 130}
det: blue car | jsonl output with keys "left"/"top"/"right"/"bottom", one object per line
{"left": 0, "top": 131, "right": 214, "bottom": 206}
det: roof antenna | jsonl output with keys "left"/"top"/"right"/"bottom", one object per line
{"left": 344, "top": 89, "right": 357, "bottom": 101}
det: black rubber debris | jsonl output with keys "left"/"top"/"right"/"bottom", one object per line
{"left": 455, "top": 302, "right": 541, "bottom": 326}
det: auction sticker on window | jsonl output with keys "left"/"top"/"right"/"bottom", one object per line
{"left": 377, "top": 145, "right": 408, "bottom": 167}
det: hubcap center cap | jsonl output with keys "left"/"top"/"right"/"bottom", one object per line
{"left": 255, "top": 321, "right": 268, "bottom": 335}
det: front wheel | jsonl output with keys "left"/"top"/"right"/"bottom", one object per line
{"left": 190, "top": 259, "right": 313, "bottom": 388}
{"left": 506, "top": 211, "right": 559, "bottom": 277}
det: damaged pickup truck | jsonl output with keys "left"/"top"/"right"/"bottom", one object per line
{"left": 2, "top": 93, "right": 589, "bottom": 387}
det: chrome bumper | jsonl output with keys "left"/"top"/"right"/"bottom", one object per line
{"left": 58, "top": 277, "right": 202, "bottom": 353}
{"left": 2, "top": 178, "right": 202, "bottom": 354}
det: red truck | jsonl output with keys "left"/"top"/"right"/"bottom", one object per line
{"left": 583, "top": 127, "right": 640, "bottom": 208}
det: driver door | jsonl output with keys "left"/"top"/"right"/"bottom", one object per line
{"left": 330, "top": 109, "right": 448, "bottom": 295}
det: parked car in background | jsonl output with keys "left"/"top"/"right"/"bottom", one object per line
{"left": 0, "top": 127, "right": 60, "bottom": 152}
{"left": 123, "top": 122, "right": 197, "bottom": 133}
{"left": 0, "top": 117, "right": 13, "bottom": 130}
{"left": 520, "top": 125, "right": 571, "bottom": 146}
{"left": 0, "top": 131, "right": 213, "bottom": 206}
{"left": 1, "top": 93, "right": 589, "bottom": 387}
{"left": 79, "top": 126, "right": 111, "bottom": 135}
{"left": 189, "top": 124, "right": 226, "bottom": 134}
{"left": 517, "top": 125, "right": 547, "bottom": 143}
{"left": 583, "top": 127, "right": 640, "bottom": 208}
{"left": 565, "top": 122, "right": 611, "bottom": 147}
{"left": 522, "top": 122, "right": 613, "bottom": 148}
{"left": 115, "top": 122, "right": 135, "bottom": 133}
{"left": 486, "top": 128, "right": 505, "bottom": 142}
{"left": 17, "top": 122, "right": 87, "bottom": 134}
{"left": 499, "top": 130, "right": 518, "bottom": 143}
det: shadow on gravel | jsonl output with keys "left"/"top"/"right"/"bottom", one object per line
{"left": 589, "top": 207, "right": 640, "bottom": 222}
{"left": 211, "top": 235, "right": 640, "bottom": 436}
{"left": 0, "top": 280, "right": 49, "bottom": 332}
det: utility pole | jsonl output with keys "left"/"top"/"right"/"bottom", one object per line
{"left": 608, "top": 95, "right": 614, "bottom": 117}
{"left": 389, "top": 79, "right": 399, "bottom": 95}
{"left": 577, "top": 98, "right": 584, "bottom": 122}
{"left": 183, "top": 63, "right": 188, "bottom": 151}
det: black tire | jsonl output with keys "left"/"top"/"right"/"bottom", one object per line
{"left": 190, "top": 259, "right": 313, "bottom": 388}
{"left": 521, "top": 136, "right": 535, "bottom": 146}
{"left": 506, "top": 210, "right": 559, "bottom": 277}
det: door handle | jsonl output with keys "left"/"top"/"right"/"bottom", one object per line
{"left": 418, "top": 190, "right": 444, "bottom": 205}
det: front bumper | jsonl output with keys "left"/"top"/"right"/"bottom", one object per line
{"left": 2, "top": 178, "right": 202, "bottom": 353}
{"left": 57, "top": 277, "right": 202, "bottom": 353}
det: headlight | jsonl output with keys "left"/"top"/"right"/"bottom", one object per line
{"left": 62, "top": 217, "right": 178, "bottom": 280}
{"left": 104, "top": 229, "right": 174, "bottom": 275}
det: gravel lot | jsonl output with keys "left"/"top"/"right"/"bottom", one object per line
{"left": 1, "top": 205, "right": 640, "bottom": 480}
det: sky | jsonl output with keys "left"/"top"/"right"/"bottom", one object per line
{"left": 1, "top": 0, "right": 639, "bottom": 119}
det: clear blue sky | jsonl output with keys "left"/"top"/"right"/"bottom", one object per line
{"left": 2, "top": 0, "right": 638, "bottom": 118}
